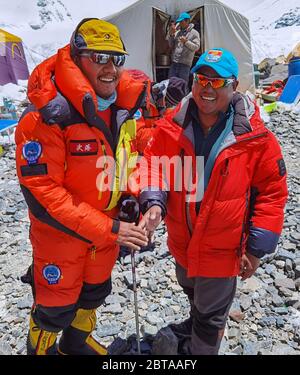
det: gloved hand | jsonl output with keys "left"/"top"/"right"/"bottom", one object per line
{"left": 118, "top": 195, "right": 140, "bottom": 224}
{"left": 116, "top": 221, "right": 148, "bottom": 252}
{"left": 40, "top": 91, "right": 71, "bottom": 125}
{"left": 117, "top": 196, "right": 147, "bottom": 252}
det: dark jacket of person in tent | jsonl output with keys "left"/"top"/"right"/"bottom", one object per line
{"left": 144, "top": 76, "right": 187, "bottom": 129}
{"left": 15, "top": 18, "right": 148, "bottom": 355}
{"left": 138, "top": 48, "right": 288, "bottom": 355}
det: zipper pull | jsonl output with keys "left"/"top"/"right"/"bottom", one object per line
{"left": 221, "top": 159, "right": 229, "bottom": 176}
{"left": 90, "top": 245, "right": 97, "bottom": 260}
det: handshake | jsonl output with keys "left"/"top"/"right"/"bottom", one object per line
{"left": 116, "top": 195, "right": 163, "bottom": 252}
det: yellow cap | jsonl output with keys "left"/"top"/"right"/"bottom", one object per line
{"left": 73, "top": 19, "right": 127, "bottom": 55}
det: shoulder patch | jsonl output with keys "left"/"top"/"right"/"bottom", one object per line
{"left": 21, "top": 163, "right": 48, "bottom": 177}
{"left": 133, "top": 109, "right": 142, "bottom": 120}
{"left": 42, "top": 264, "right": 61, "bottom": 285}
{"left": 277, "top": 158, "right": 286, "bottom": 177}
{"left": 22, "top": 141, "right": 42, "bottom": 165}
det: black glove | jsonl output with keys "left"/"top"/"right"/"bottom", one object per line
{"left": 118, "top": 195, "right": 140, "bottom": 224}
{"left": 40, "top": 91, "right": 71, "bottom": 125}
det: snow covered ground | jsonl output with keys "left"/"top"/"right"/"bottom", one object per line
{"left": 244, "top": 0, "right": 300, "bottom": 63}
{"left": 221, "top": 0, "right": 300, "bottom": 62}
{"left": 0, "top": 82, "right": 27, "bottom": 107}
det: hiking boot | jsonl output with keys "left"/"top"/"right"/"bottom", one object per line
{"left": 27, "top": 313, "right": 58, "bottom": 355}
{"left": 169, "top": 316, "right": 193, "bottom": 339}
{"left": 58, "top": 308, "right": 107, "bottom": 355}
{"left": 58, "top": 326, "right": 107, "bottom": 355}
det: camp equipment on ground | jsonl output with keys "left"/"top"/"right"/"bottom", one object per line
{"left": 288, "top": 57, "right": 300, "bottom": 78}
{"left": 263, "top": 102, "right": 277, "bottom": 113}
{"left": 0, "top": 119, "right": 18, "bottom": 133}
{"left": 279, "top": 75, "right": 300, "bottom": 105}
{"left": 261, "top": 80, "right": 285, "bottom": 102}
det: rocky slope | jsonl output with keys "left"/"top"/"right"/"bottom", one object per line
{"left": 0, "top": 109, "right": 299, "bottom": 355}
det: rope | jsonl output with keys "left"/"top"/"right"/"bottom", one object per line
{"left": 23, "top": 44, "right": 48, "bottom": 59}
{"left": 251, "top": 38, "right": 268, "bottom": 61}
{"left": 23, "top": 44, "right": 39, "bottom": 66}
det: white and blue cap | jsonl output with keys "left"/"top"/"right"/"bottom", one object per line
{"left": 191, "top": 48, "right": 239, "bottom": 78}
{"left": 176, "top": 12, "right": 191, "bottom": 23}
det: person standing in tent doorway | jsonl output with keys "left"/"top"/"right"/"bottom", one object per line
{"left": 15, "top": 18, "right": 149, "bottom": 355}
{"left": 138, "top": 48, "right": 288, "bottom": 355}
{"left": 167, "top": 12, "right": 200, "bottom": 86}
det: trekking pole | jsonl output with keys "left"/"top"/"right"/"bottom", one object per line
{"left": 118, "top": 198, "right": 141, "bottom": 355}
{"left": 130, "top": 247, "right": 141, "bottom": 355}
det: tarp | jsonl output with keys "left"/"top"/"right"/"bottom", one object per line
{"left": 106, "top": 0, "right": 254, "bottom": 93}
{"left": 0, "top": 29, "right": 29, "bottom": 85}
{"left": 279, "top": 75, "right": 300, "bottom": 105}
{"left": 0, "top": 119, "right": 18, "bottom": 133}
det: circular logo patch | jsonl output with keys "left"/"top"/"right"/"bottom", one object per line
{"left": 42, "top": 264, "right": 61, "bottom": 285}
{"left": 22, "top": 141, "right": 42, "bottom": 165}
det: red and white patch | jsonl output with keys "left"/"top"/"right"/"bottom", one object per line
{"left": 69, "top": 140, "right": 98, "bottom": 155}
{"left": 205, "top": 50, "right": 223, "bottom": 63}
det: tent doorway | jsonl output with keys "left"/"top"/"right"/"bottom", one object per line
{"left": 189, "top": 7, "right": 204, "bottom": 66}
{"left": 152, "top": 6, "right": 204, "bottom": 83}
{"left": 152, "top": 7, "right": 171, "bottom": 82}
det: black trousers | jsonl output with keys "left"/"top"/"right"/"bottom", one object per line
{"left": 176, "top": 263, "right": 237, "bottom": 355}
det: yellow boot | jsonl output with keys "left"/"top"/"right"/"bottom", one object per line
{"left": 27, "top": 314, "right": 58, "bottom": 355}
{"left": 58, "top": 308, "right": 107, "bottom": 355}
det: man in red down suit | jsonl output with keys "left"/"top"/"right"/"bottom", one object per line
{"left": 138, "top": 48, "right": 288, "bottom": 355}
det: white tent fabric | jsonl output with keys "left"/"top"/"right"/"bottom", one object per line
{"left": 106, "top": 0, "right": 254, "bottom": 93}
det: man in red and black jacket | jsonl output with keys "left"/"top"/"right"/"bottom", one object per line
{"left": 139, "top": 48, "right": 288, "bottom": 355}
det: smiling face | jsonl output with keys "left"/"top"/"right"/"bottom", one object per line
{"left": 192, "top": 66, "right": 238, "bottom": 122}
{"left": 76, "top": 54, "right": 124, "bottom": 98}
{"left": 179, "top": 19, "right": 190, "bottom": 30}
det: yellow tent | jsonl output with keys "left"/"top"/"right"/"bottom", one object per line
{"left": 0, "top": 29, "right": 22, "bottom": 43}
{"left": 0, "top": 28, "right": 29, "bottom": 85}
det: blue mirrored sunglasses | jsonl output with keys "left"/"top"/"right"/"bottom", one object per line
{"left": 80, "top": 52, "right": 126, "bottom": 67}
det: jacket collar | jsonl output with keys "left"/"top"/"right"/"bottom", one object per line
{"left": 179, "top": 23, "right": 195, "bottom": 34}
{"left": 53, "top": 45, "right": 147, "bottom": 119}
{"left": 172, "top": 92, "right": 264, "bottom": 139}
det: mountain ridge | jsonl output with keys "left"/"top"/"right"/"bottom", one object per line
{"left": 0, "top": 0, "right": 299, "bottom": 68}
